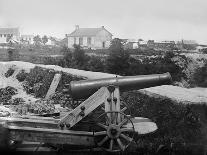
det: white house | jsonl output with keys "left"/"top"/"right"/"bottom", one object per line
{"left": 67, "top": 25, "right": 113, "bottom": 49}
{"left": 20, "top": 35, "right": 34, "bottom": 44}
{"left": 0, "top": 28, "right": 20, "bottom": 44}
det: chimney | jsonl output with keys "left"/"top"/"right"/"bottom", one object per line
{"left": 75, "top": 25, "right": 79, "bottom": 30}
{"left": 101, "top": 26, "right": 104, "bottom": 29}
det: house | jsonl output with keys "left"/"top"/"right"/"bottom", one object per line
{"left": 123, "top": 39, "right": 138, "bottom": 49}
{"left": 20, "top": 35, "right": 34, "bottom": 44}
{"left": 176, "top": 40, "right": 198, "bottom": 50}
{"left": 0, "top": 28, "right": 20, "bottom": 44}
{"left": 138, "top": 40, "right": 148, "bottom": 48}
{"left": 147, "top": 40, "right": 176, "bottom": 50}
{"left": 46, "top": 37, "right": 61, "bottom": 46}
{"left": 66, "top": 25, "right": 113, "bottom": 49}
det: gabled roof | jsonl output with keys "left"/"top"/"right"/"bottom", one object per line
{"left": 0, "top": 28, "right": 19, "bottom": 35}
{"left": 68, "top": 27, "right": 112, "bottom": 37}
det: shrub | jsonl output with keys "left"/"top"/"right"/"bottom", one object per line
{"left": 16, "top": 70, "right": 29, "bottom": 82}
{"left": 0, "top": 86, "right": 17, "bottom": 104}
{"left": 122, "top": 91, "right": 202, "bottom": 147}
{"left": 5, "top": 67, "right": 15, "bottom": 78}
{"left": 190, "top": 62, "right": 207, "bottom": 87}
{"left": 23, "top": 66, "right": 56, "bottom": 98}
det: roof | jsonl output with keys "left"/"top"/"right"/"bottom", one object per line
{"left": 21, "top": 35, "right": 34, "bottom": 38}
{"left": 0, "top": 28, "right": 19, "bottom": 35}
{"left": 68, "top": 27, "right": 112, "bottom": 37}
{"left": 139, "top": 41, "right": 147, "bottom": 45}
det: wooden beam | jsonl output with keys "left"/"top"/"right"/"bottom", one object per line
{"left": 45, "top": 73, "right": 62, "bottom": 100}
{"left": 8, "top": 126, "right": 95, "bottom": 146}
{"left": 59, "top": 87, "right": 109, "bottom": 128}
{"left": 0, "top": 117, "right": 59, "bottom": 129}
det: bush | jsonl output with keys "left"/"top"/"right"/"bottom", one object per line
{"left": 16, "top": 70, "right": 29, "bottom": 82}
{"left": 87, "top": 56, "right": 105, "bottom": 72}
{"left": 5, "top": 67, "right": 15, "bottom": 78}
{"left": 23, "top": 66, "right": 56, "bottom": 98}
{"left": 0, "top": 86, "right": 17, "bottom": 104}
{"left": 122, "top": 91, "right": 202, "bottom": 146}
{"left": 190, "top": 62, "right": 207, "bottom": 87}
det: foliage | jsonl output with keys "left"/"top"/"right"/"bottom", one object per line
{"left": 106, "top": 38, "right": 130, "bottom": 75}
{"left": 5, "top": 67, "right": 15, "bottom": 78}
{"left": 61, "top": 46, "right": 73, "bottom": 67}
{"left": 0, "top": 86, "right": 17, "bottom": 104}
{"left": 42, "top": 35, "right": 48, "bottom": 45}
{"left": 23, "top": 66, "right": 56, "bottom": 98}
{"left": 33, "top": 35, "right": 42, "bottom": 46}
{"left": 126, "top": 52, "right": 186, "bottom": 82}
{"left": 72, "top": 44, "right": 89, "bottom": 69}
{"left": 201, "top": 48, "right": 207, "bottom": 54}
{"left": 122, "top": 91, "right": 202, "bottom": 147}
{"left": 87, "top": 56, "right": 105, "bottom": 72}
{"left": 190, "top": 61, "right": 207, "bottom": 87}
{"left": 16, "top": 70, "right": 29, "bottom": 82}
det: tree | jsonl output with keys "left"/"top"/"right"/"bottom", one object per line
{"left": 72, "top": 44, "right": 88, "bottom": 68}
{"left": 106, "top": 38, "right": 130, "bottom": 75}
{"left": 6, "top": 34, "right": 13, "bottom": 42}
{"left": 87, "top": 56, "right": 104, "bottom": 72}
{"left": 42, "top": 35, "right": 48, "bottom": 45}
{"left": 33, "top": 35, "right": 42, "bottom": 46}
{"left": 61, "top": 46, "right": 73, "bottom": 67}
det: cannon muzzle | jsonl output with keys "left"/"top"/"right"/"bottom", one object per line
{"left": 69, "top": 72, "right": 172, "bottom": 99}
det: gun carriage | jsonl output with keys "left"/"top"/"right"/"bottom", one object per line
{"left": 0, "top": 73, "right": 172, "bottom": 152}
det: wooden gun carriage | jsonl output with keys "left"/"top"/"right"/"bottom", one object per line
{"left": 0, "top": 73, "right": 172, "bottom": 152}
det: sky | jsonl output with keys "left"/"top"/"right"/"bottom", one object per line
{"left": 0, "top": 0, "right": 207, "bottom": 44}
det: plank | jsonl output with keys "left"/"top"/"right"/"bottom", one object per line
{"left": 0, "top": 117, "right": 59, "bottom": 129}
{"left": 45, "top": 73, "right": 62, "bottom": 99}
{"left": 59, "top": 87, "right": 109, "bottom": 128}
{"left": 8, "top": 126, "right": 95, "bottom": 146}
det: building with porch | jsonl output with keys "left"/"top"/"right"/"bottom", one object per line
{"left": 67, "top": 25, "right": 112, "bottom": 49}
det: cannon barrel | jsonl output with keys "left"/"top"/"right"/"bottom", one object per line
{"left": 69, "top": 72, "right": 172, "bottom": 99}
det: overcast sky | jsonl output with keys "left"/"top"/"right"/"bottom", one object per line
{"left": 0, "top": 0, "right": 206, "bottom": 44}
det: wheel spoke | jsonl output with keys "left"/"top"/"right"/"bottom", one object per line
{"left": 111, "top": 112, "right": 117, "bottom": 124}
{"left": 94, "top": 131, "right": 107, "bottom": 136}
{"left": 97, "top": 123, "right": 108, "bottom": 129}
{"left": 120, "top": 133, "right": 133, "bottom": 142}
{"left": 98, "top": 136, "right": 109, "bottom": 146}
{"left": 105, "top": 116, "right": 111, "bottom": 125}
{"left": 118, "top": 118, "right": 128, "bottom": 127}
{"left": 117, "top": 138, "right": 125, "bottom": 151}
{"left": 109, "top": 139, "right": 114, "bottom": 151}
{"left": 121, "top": 127, "right": 134, "bottom": 132}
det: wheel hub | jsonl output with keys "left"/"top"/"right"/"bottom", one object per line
{"left": 107, "top": 125, "right": 121, "bottom": 139}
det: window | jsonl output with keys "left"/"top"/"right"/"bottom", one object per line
{"left": 87, "top": 37, "right": 91, "bottom": 45}
{"left": 102, "top": 42, "right": 105, "bottom": 48}
{"left": 79, "top": 37, "right": 83, "bottom": 45}
{"left": 0, "top": 34, "right": 2, "bottom": 37}
{"left": 4, "top": 34, "right": 6, "bottom": 37}
{"left": 74, "top": 37, "right": 76, "bottom": 44}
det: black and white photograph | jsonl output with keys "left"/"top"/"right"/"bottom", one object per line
{"left": 0, "top": 0, "right": 207, "bottom": 154}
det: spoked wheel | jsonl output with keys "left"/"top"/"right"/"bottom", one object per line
{"left": 94, "top": 111, "right": 135, "bottom": 152}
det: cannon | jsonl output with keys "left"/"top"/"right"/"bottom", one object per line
{"left": 0, "top": 73, "right": 172, "bottom": 152}
{"left": 69, "top": 72, "right": 172, "bottom": 99}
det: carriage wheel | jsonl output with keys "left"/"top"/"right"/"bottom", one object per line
{"left": 94, "top": 111, "right": 135, "bottom": 152}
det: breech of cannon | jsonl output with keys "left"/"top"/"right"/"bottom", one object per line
{"left": 69, "top": 72, "right": 172, "bottom": 100}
